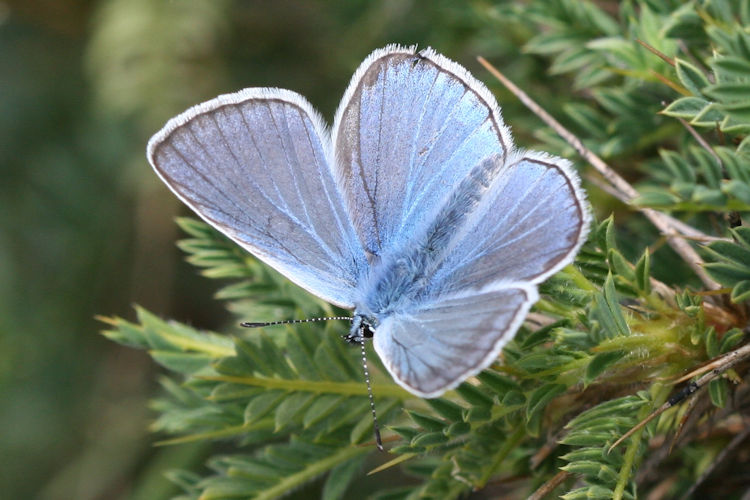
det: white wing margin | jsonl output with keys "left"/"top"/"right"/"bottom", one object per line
{"left": 373, "top": 283, "right": 538, "bottom": 398}
{"left": 147, "top": 88, "right": 367, "bottom": 307}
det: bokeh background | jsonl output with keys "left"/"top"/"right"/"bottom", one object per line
{"left": 1, "top": 1, "right": 577, "bottom": 498}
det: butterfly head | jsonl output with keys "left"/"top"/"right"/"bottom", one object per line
{"left": 344, "top": 310, "right": 377, "bottom": 344}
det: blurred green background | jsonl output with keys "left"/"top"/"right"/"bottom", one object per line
{"left": 1, "top": 1, "right": 563, "bottom": 498}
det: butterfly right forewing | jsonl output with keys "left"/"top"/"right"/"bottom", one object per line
{"left": 148, "top": 88, "right": 367, "bottom": 308}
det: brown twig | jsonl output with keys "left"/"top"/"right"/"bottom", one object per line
{"left": 636, "top": 38, "right": 675, "bottom": 66}
{"left": 679, "top": 420, "right": 750, "bottom": 500}
{"left": 609, "top": 342, "right": 750, "bottom": 452}
{"left": 528, "top": 469, "right": 572, "bottom": 500}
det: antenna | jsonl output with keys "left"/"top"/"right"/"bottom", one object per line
{"left": 242, "top": 316, "right": 385, "bottom": 451}
{"left": 240, "top": 316, "right": 351, "bottom": 328}
{"left": 360, "top": 335, "right": 384, "bottom": 451}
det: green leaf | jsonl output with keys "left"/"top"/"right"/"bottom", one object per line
{"left": 275, "top": 392, "right": 315, "bottom": 430}
{"left": 322, "top": 454, "right": 366, "bottom": 500}
{"left": 455, "top": 383, "right": 493, "bottom": 407}
{"left": 561, "top": 431, "right": 621, "bottom": 448}
{"left": 245, "top": 390, "right": 285, "bottom": 424}
{"left": 407, "top": 411, "right": 446, "bottom": 432}
{"left": 705, "top": 83, "right": 750, "bottom": 102}
{"left": 733, "top": 227, "right": 750, "bottom": 247}
{"left": 286, "top": 329, "right": 322, "bottom": 381}
{"left": 303, "top": 395, "right": 344, "bottom": 428}
{"left": 585, "top": 351, "right": 625, "bottom": 385}
{"left": 525, "top": 32, "right": 587, "bottom": 55}
{"left": 703, "top": 237, "right": 750, "bottom": 290}
{"left": 691, "top": 103, "right": 725, "bottom": 126}
{"left": 712, "top": 56, "right": 750, "bottom": 79}
{"left": 719, "top": 328, "right": 745, "bottom": 353}
{"left": 607, "top": 249, "right": 635, "bottom": 282}
{"left": 662, "top": 3, "right": 703, "bottom": 39}
{"left": 707, "top": 240, "right": 750, "bottom": 266}
{"left": 634, "top": 249, "right": 651, "bottom": 295}
{"left": 594, "top": 274, "right": 631, "bottom": 338}
{"left": 586, "top": 37, "right": 637, "bottom": 67}
{"left": 501, "top": 390, "right": 526, "bottom": 407}
{"left": 737, "top": 135, "right": 750, "bottom": 156}
{"left": 526, "top": 383, "right": 567, "bottom": 422}
{"left": 150, "top": 351, "right": 216, "bottom": 374}
{"left": 675, "top": 58, "right": 710, "bottom": 95}
{"left": 562, "top": 485, "right": 617, "bottom": 500}
{"left": 630, "top": 190, "right": 681, "bottom": 207}
{"left": 390, "top": 425, "right": 420, "bottom": 441}
{"left": 704, "top": 262, "right": 750, "bottom": 285}
{"left": 730, "top": 280, "right": 750, "bottom": 302}
{"left": 605, "top": 215, "right": 617, "bottom": 251}
{"left": 519, "top": 319, "right": 567, "bottom": 349}
{"left": 550, "top": 47, "right": 598, "bottom": 74}
{"left": 661, "top": 97, "right": 711, "bottom": 118}
{"left": 718, "top": 100, "right": 750, "bottom": 121}
{"left": 446, "top": 421, "right": 470, "bottom": 437}
{"left": 566, "top": 396, "right": 646, "bottom": 429}
{"left": 425, "top": 398, "right": 464, "bottom": 422}
{"left": 722, "top": 180, "right": 750, "bottom": 203}
{"left": 412, "top": 431, "right": 450, "bottom": 448}
{"left": 561, "top": 460, "right": 619, "bottom": 482}
{"left": 708, "top": 379, "right": 728, "bottom": 408}
{"left": 705, "top": 327, "right": 719, "bottom": 358}
{"left": 464, "top": 405, "right": 491, "bottom": 423}
{"left": 691, "top": 186, "right": 727, "bottom": 205}
{"left": 719, "top": 114, "right": 750, "bottom": 133}
{"left": 661, "top": 149, "right": 695, "bottom": 182}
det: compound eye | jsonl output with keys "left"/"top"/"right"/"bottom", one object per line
{"left": 361, "top": 324, "right": 375, "bottom": 338}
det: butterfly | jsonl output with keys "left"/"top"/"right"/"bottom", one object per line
{"left": 147, "top": 44, "right": 590, "bottom": 398}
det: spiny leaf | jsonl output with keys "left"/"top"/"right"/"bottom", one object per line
{"left": 675, "top": 58, "right": 710, "bottom": 95}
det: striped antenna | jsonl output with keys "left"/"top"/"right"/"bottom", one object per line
{"left": 360, "top": 335, "right": 384, "bottom": 451}
{"left": 240, "top": 316, "right": 352, "bottom": 328}
{"left": 241, "top": 316, "right": 385, "bottom": 451}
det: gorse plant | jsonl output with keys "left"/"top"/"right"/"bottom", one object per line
{"left": 101, "top": 0, "right": 750, "bottom": 498}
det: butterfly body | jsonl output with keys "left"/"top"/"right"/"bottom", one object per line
{"left": 349, "top": 152, "right": 503, "bottom": 331}
{"left": 148, "top": 45, "right": 590, "bottom": 398}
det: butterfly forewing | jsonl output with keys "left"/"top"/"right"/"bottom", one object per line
{"left": 333, "top": 46, "right": 513, "bottom": 257}
{"left": 147, "top": 89, "right": 366, "bottom": 307}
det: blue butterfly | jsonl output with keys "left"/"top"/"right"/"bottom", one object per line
{"left": 147, "top": 45, "right": 589, "bottom": 398}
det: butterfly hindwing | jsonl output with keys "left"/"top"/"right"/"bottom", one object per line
{"left": 429, "top": 152, "right": 590, "bottom": 297}
{"left": 373, "top": 283, "right": 538, "bottom": 397}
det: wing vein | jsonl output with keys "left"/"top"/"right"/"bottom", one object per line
{"left": 400, "top": 65, "right": 440, "bottom": 233}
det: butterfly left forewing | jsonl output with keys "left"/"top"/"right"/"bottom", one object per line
{"left": 332, "top": 44, "right": 512, "bottom": 257}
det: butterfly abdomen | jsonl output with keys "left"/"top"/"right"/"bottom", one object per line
{"left": 359, "top": 154, "right": 504, "bottom": 316}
